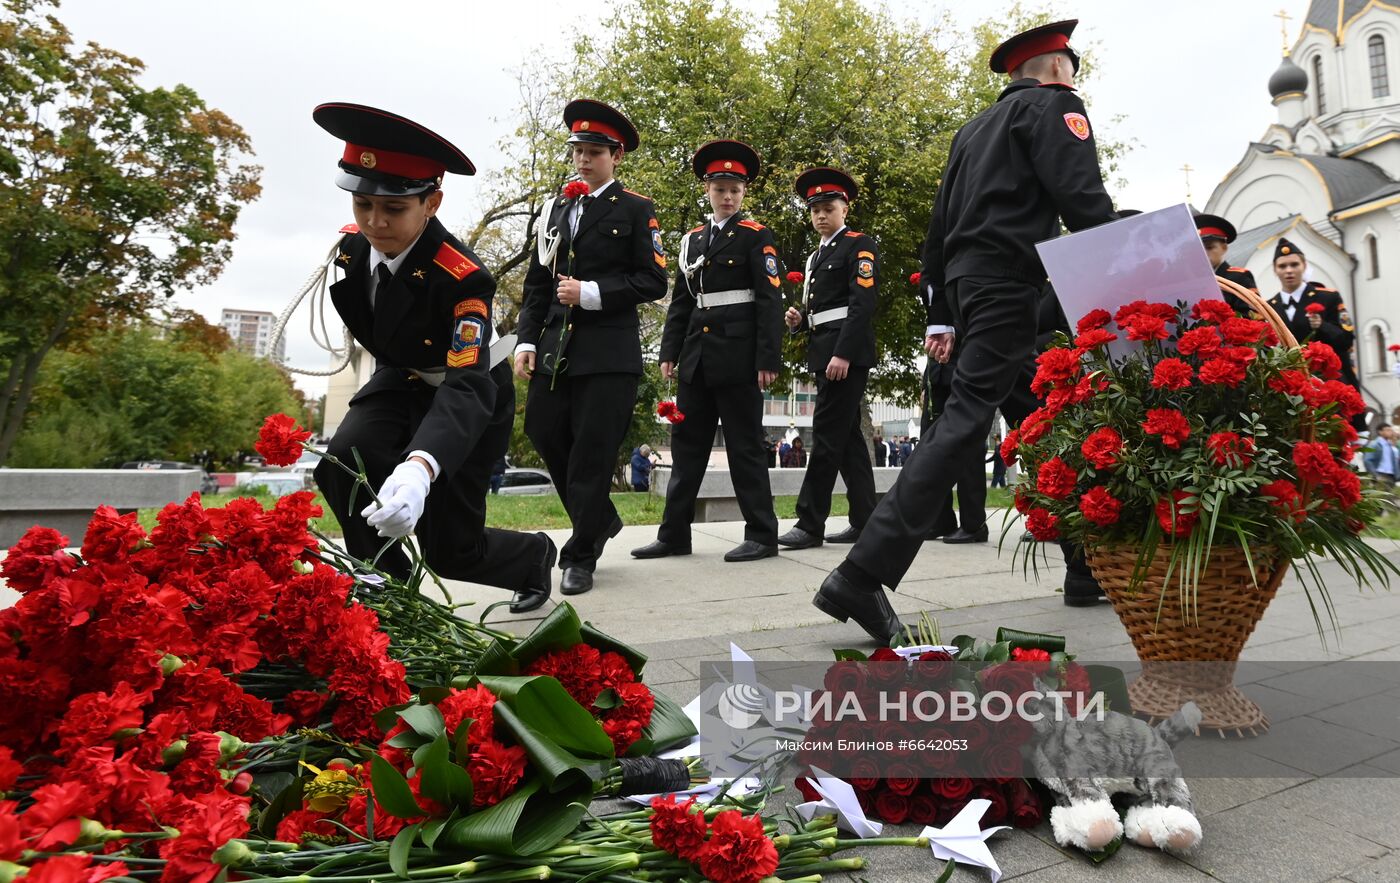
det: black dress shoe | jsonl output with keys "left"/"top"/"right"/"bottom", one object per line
{"left": 630, "top": 540, "right": 691, "bottom": 559}
{"left": 510, "top": 533, "right": 556, "bottom": 614}
{"left": 594, "top": 515, "right": 624, "bottom": 558}
{"left": 723, "top": 541, "right": 778, "bottom": 562}
{"left": 776, "top": 527, "right": 823, "bottom": 549}
{"left": 942, "top": 526, "right": 989, "bottom": 544}
{"left": 925, "top": 521, "right": 957, "bottom": 541}
{"left": 560, "top": 567, "right": 594, "bottom": 596}
{"left": 811, "top": 571, "right": 903, "bottom": 644}
{"left": 824, "top": 525, "right": 861, "bottom": 544}
{"left": 1063, "top": 574, "right": 1107, "bottom": 607}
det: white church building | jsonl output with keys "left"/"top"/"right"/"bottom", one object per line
{"left": 1205, "top": 0, "right": 1400, "bottom": 423}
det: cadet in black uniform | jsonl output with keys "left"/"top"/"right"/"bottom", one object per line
{"left": 631, "top": 141, "right": 783, "bottom": 563}
{"left": 312, "top": 103, "right": 554, "bottom": 613}
{"left": 776, "top": 168, "right": 880, "bottom": 551}
{"left": 812, "top": 21, "right": 1118, "bottom": 642}
{"left": 1268, "top": 237, "right": 1360, "bottom": 392}
{"left": 514, "top": 100, "right": 669, "bottom": 596}
{"left": 1194, "top": 213, "right": 1257, "bottom": 314}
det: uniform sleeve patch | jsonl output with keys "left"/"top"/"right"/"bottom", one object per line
{"left": 339, "top": 223, "right": 360, "bottom": 234}
{"left": 856, "top": 258, "right": 875, "bottom": 279}
{"left": 447, "top": 315, "right": 485, "bottom": 368}
{"left": 764, "top": 253, "right": 780, "bottom": 282}
{"left": 738, "top": 219, "right": 765, "bottom": 231}
{"left": 1063, "top": 113, "right": 1091, "bottom": 141}
{"left": 454, "top": 298, "right": 489, "bottom": 319}
{"left": 434, "top": 242, "right": 480, "bottom": 280}
{"left": 652, "top": 229, "right": 667, "bottom": 262}
{"left": 857, "top": 250, "right": 875, "bottom": 260}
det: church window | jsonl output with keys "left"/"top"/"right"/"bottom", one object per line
{"left": 1372, "top": 326, "right": 1387, "bottom": 373}
{"left": 1370, "top": 35, "right": 1390, "bottom": 99}
{"left": 1312, "top": 55, "right": 1327, "bottom": 115}
{"left": 1367, "top": 233, "right": 1381, "bottom": 279}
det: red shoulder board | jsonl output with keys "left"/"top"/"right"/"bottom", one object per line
{"left": 340, "top": 223, "right": 360, "bottom": 234}
{"left": 843, "top": 230, "right": 862, "bottom": 238}
{"left": 1315, "top": 285, "right": 1337, "bottom": 293}
{"left": 737, "top": 219, "right": 765, "bottom": 231}
{"left": 623, "top": 188, "right": 652, "bottom": 201}
{"left": 1228, "top": 266, "right": 1249, "bottom": 273}
{"left": 689, "top": 225, "right": 704, "bottom": 234}
{"left": 434, "top": 242, "right": 480, "bottom": 281}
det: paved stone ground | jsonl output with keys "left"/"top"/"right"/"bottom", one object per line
{"left": 437, "top": 516, "right": 1400, "bottom": 883}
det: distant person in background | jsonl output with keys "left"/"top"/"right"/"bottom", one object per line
{"left": 1194, "top": 213, "right": 1256, "bottom": 315}
{"left": 630, "top": 444, "right": 655, "bottom": 492}
{"left": 989, "top": 436, "right": 1007, "bottom": 488}
{"left": 898, "top": 437, "right": 913, "bottom": 466}
{"left": 490, "top": 456, "right": 507, "bottom": 494}
{"left": 1365, "top": 425, "right": 1398, "bottom": 488}
{"left": 778, "top": 438, "right": 792, "bottom": 466}
{"left": 783, "top": 436, "right": 807, "bottom": 468}
{"left": 873, "top": 435, "right": 887, "bottom": 467}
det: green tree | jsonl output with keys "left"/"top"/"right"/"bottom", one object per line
{"left": 0, "top": 0, "right": 261, "bottom": 464}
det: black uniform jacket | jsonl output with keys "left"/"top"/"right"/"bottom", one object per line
{"left": 1267, "top": 282, "right": 1357, "bottom": 383}
{"left": 922, "top": 79, "right": 1116, "bottom": 325}
{"left": 795, "top": 228, "right": 880, "bottom": 374}
{"left": 328, "top": 217, "right": 496, "bottom": 480}
{"left": 518, "top": 181, "right": 668, "bottom": 376}
{"left": 659, "top": 213, "right": 784, "bottom": 387}
{"left": 1215, "top": 261, "right": 1258, "bottom": 315}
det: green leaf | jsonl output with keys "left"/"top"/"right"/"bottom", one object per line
{"left": 579, "top": 619, "right": 648, "bottom": 675}
{"left": 398, "top": 703, "right": 447, "bottom": 740}
{"left": 994, "top": 628, "right": 1067, "bottom": 653}
{"left": 417, "top": 733, "right": 474, "bottom": 810}
{"left": 832, "top": 648, "right": 869, "bottom": 662}
{"left": 491, "top": 700, "right": 596, "bottom": 794}
{"left": 389, "top": 822, "right": 422, "bottom": 878}
{"left": 420, "top": 809, "right": 457, "bottom": 850}
{"left": 370, "top": 755, "right": 425, "bottom": 819}
{"left": 1084, "top": 665, "right": 1132, "bottom": 715}
{"left": 374, "top": 700, "right": 414, "bottom": 736}
{"left": 437, "top": 777, "right": 588, "bottom": 856}
{"left": 985, "top": 641, "right": 1011, "bottom": 663}
{"left": 627, "top": 690, "right": 698, "bottom": 758}
{"left": 476, "top": 675, "right": 615, "bottom": 760}
{"left": 386, "top": 731, "right": 427, "bottom": 749}
{"left": 258, "top": 777, "right": 304, "bottom": 839}
{"left": 592, "top": 688, "right": 621, "bottom": 711}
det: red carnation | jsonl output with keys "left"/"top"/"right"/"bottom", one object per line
{"left": 437, "top": 684, "right": 497, "bottom": 747}
{"left": 1030, "top": 348, "right": 1083, "bottom": 396}
{"left": 999, "top": 429, "right": 1020, "bottom": 467}
{"left": 255, "top": 413, "right": 312, "bottom": 467}
{"left": 1389, "top": 344, "right": 1400, "bottom": 353}
{"left": 1074, "top": 328, "right": 1117, "bottom": 350}
{"left": 1261, "top": 479, "right": 1306, "bottom": 522}
{"left": 81, "top": 505, "right": 147, "bottom": 564}
{"left": 1319, "top": 463, "right": 1362, "bottom": 509}
{"left": 1305, "top": 302, "right": 1326, "bottom": 314}
{"left": 1121, "top": 313, "right": 1170, "bottom": 342}
{"left": 1190, "top": 299, "right": 1235, "bottom": 325}
{"left": 1176, "top": 326, "right": 1223, "bottom": 357}
{"left": 562, "top": 180, "right": 591, "bottom": 199}
{"left": 786, "top": 271, "right": 804, "bottom": 284}
{"left": 468, "top": 738, "right": 528, "bottom": 809}
{"left": 1151, "top": 357, "right": 1193, "bottom": 390}
{"left": 1010, "top": 647, "right": 1052, "bottom": 666}
{"left": 1143, "top": 408, "right": 1191, "bottom": 449}
{"left": 1206, "top": 432, "right": 1255, "bottom": 468}
{"left": 1076, "top": 309, "right": 1112, "bottom": 333}
{"left": 1220, "top": 317, "right": 1274, "bottom": 346}
{"left": 1198, "top": 356, "right": 1248, "bottom": 387}
{"left": 1025, "top": 508, "right": 1060, "bottom": 541}
{"left": 1293, "top": 441, "right": 1336, "bottom": 483}
{"left": 1155, "top": 490, "right": 1198, "bottom": 538}
{"left": 1079, "top": 486, "right": 1123, "bottom": 527}
{"left": 1303, "top": 342, "right": 1342, "bottom": 380}
{"left": 697, "top": 810, "right": 779, "bottom": 883}
{"left": 1019, "top": 407, "right": 1056, "bottom": 445}
{"left": 909, "top": 272, "right": 921, "bottom": 286}
{"left": 650, "top": 794, "right": 708, "bottom": 860}
{"left": 2, "top": 526, "right": 75, "bottom": 594}
{"left": 1269, "top": 369, "right": 1312, "bottom": 398}
{"left": 23, "top": 855, "right": 128, "bottom": 883}
{"left": 1081, "top": 426, "right": 1123, "bottom": 470}
{"left": 656, "top": 400, "right": 686, "bottom": 424}
{"left": 1035, "top": 457, "right": 1078, "bottom": 500}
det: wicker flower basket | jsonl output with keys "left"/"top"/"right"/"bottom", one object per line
{"left": 1085, "top": 277, "right": 1303, "bottom": 737}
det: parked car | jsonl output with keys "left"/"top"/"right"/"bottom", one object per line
{"left": 239, "top": 472, "right": 310, "bottom": 497}
{"left": 498, "top": 468, "right": 555, "bottom": 496}
{"left": 289, "top": 446, "right": 326, "bottom": 487}
{"left": 120, "top": 460, "right": 218, "bottom": 495}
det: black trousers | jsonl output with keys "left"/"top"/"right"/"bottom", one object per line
{"left": 524, "top": 370, "right": 638, "bottom": 571}
{"left": 316, "top": 363, "right": 541, "bottom": 588}
{"left": 849, "top": 278, "right": 1037, "bottom": 587}
{"left": 657, "top": 367, "right": 778, "bottom": 546}
{"left": 923, "top": 369, "right": 987, "bottom": 535}
{"left": 795, "top": 366, "right": 877, "bottom": 534}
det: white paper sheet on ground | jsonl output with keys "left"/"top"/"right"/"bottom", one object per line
{"left": 623, "top": 776, "right": 762, "bottom": 807}
{"left": 794, "top": 766, "right": 883, "bottom": 838}
{"left": 919, "top": 799, "right": 1011, "bottom": 883}
{"left": 1036, "top": 204, "right": 1219, "bottom": 360}
{"left": 892, "top": 645, "right": 961, "bottom": 659}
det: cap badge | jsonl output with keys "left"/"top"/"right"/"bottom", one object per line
{"left": 724, "top": 161, "right": 733, "bottom": 169}
{"left": 580, "top": 121, "right": 591, "bottom": 131}
{"left": 360, "top": 151, "right": 377, "bottom": 169}
{"left": 1282, "top": 246, "right": 1291, "bottom": 254}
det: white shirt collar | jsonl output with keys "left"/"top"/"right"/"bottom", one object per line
{"left": 820, "top": 225, "right": 849, "bottom": 248}
{"left": 1282, "top": 284, "right": 1306, "bottom": 302}
{"left": 712, "top": 212, "right": 737, "bottom": 231}
{"left": 584, "top": 179, "right": 615, "bottom": 200}
{"left": 369, "top": 228, "right": 427, "bottom": 278}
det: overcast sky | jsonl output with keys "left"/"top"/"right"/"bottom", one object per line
{"left": 58, "top": 0, "right": 1296, "bottom": 395}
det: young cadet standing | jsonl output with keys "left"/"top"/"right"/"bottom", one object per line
{"left": 311, "top": 103, "right": 555, "bottom": 614}
{"left": 514, "top": 100, "right": 669, "bottom": 597}
{"left": 1268, "top": 237, "right": 1360, "bottom": 391}
{"left": 813, "top": 21, "right": 1118, "bottom": 642}
{"left": 1194, "top": 213, "right": 1257, "bottom": 314}
{"left": 776, "top": 168, "right": 880, "bottom": 552}
{"left": 631, "top": 140, "right": 784, "bottom": 563}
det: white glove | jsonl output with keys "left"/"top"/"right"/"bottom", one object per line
{"left": 361, "top": 460, "right": 432, "bottom": 538}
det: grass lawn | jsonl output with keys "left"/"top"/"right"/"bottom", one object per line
{"left": 141, "top": 484, "right": 1019, "bottom": 537}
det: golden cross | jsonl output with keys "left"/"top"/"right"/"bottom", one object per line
{"left": 412, "top": 268, "right": 425, "bottom": 279}
{"left": 1275, "top": 8, "right": 1292, "bottom": 54}
{"left": 1180, "top": 163, "right": 1194, "bottom": 202}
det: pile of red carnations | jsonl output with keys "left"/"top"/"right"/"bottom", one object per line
{"left": 524, "top": 643, "right": 655, "bottom": 754}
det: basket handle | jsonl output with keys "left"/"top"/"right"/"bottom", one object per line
{"left": 1217, "top": 276, "right": 1299, "bottom": 349}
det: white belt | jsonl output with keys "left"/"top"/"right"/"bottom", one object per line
{"left": 810, "top": 307, "right": 849, "bottom": 327}
{"left": 411, "top": 332, "right": 518, "bottom": 387}
{"left": 697, "top": 288, "right": 755, "bottom": 309}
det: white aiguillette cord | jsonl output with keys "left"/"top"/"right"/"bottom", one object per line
{"left": 269, "top": 236, "right": 355, "bottom": 377}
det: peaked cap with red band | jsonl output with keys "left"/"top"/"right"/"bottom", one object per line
{"left": 1193, "top": 213, "right": 1237, "bottom": 244}
{"left": 691, "top": 139, "right": 761, "bottom": 181}
{"left": 1274, "top": 237, "right": 1304, "bottom": 262}
{"left": 990, "top": 19, "right": 1080, "bottom": 75}
{"left": 563, "top": 99, "right": 640, "bottom": 153}
{"left": 794, "top": 167, "right": 858, "bottom": 206}
{"left": 314, "top": 102, "right": 474, "bottom": 197}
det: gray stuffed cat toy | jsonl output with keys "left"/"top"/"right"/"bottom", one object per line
{"left": 1022, "top": 688, "right": 1203, "bottom": 854}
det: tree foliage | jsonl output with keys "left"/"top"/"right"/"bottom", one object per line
{"left": 0, "top": 0, "right": 261, "bottom": 463}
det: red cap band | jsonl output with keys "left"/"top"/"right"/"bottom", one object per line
{"left": 342, "top": 143, "right": 445, "bottom": 180}
{"left": 705, "top": 158, "right": 749, "bottom": 177}
{"left": 571, "top": 118, "right": 624, "bottom": 145}
{"left": 1004, "top": 32, "right": 1071, "bottom": 74}
{"left": 1198, "top": 226, "right": 1229, "bottom": 240}
{"left": 806, "top": 183, "right": 849, "bottom": 200}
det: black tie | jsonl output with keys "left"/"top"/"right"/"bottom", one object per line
{"left": 374, "top": 264, "right": 393, "bottom": 314}
{"left": 574, "top": 195, "right": 595, "bottom": 233}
